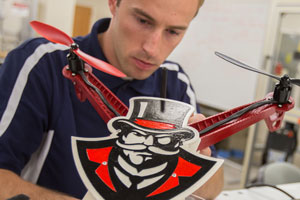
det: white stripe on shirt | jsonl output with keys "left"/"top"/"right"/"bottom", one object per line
{"left": 160, "top": 63, "right": 197, "bottom": 111}
{"left": 21, "top": 130, "right": 55, "bottom": 183}
{"left": 0, "top": 42, "right": 68, "bottom": 137}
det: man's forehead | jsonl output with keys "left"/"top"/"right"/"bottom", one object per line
{"left": 119, "top": 0, "right": 204, "bottom": 9}
{"left": 132, "top": 7, "right": 189, "bottom": 30}
{"left": 120, "top": 0, "right": 199, "bottom": 23}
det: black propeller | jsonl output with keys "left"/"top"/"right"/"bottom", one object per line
{"left": 215, "top": 51, "right": 300, "bottom": 87}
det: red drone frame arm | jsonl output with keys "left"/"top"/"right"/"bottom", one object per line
{"left": 63, "top": 65, "right": 294, "bottom": 150}
{"left": 62, "top": 65, "right": 128, "bottom": 123}
{"left": 189, "top": 95, "right": 294, "bottom": 150}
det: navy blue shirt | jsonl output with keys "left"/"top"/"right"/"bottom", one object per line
{"left": 0, "top": 18, "right": 200, "bottom": 198}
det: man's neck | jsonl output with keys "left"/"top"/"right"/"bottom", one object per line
{"left": 97, "top": 28, "right": 115, "bottom": 69}
{"left": 97, "top": 32, "right": 106, "bottom": 57}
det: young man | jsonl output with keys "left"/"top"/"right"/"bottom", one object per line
{"left": 0, "top": 0, "right": 223, "bottom": 199}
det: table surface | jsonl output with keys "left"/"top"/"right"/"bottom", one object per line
{"left": 215, "top": 182, "right": 300, "bottom": 200}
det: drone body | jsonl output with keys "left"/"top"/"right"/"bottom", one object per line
{"left": 29, "top": 20, "right": 296, "bottom": 150}
{"left": 63, "top": 62, "right": 294, "bottom": 150}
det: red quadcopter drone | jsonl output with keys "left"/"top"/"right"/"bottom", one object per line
{"left": 30, "top": 21, "right": 296, "bottom": 151}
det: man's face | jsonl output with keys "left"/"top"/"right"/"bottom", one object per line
{"left": 107, "top": 0, "right": 198, "bottom": 80}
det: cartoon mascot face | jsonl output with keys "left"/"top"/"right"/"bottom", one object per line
{"left": 72, "top": 97, "right": 222, "bottom": 200}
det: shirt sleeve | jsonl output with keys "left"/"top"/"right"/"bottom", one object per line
{"left": 0, "top": 40, "right": 67, "bottom": 174}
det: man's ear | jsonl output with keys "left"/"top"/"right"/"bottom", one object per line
{"left": 108, "top": 0, "right": 118, "bottom": 16}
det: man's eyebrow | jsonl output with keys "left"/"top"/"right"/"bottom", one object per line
{"left": 133, "top": 8, "right": 188, "bottom": 31}
{"left": 168, "top": 25, "right": 188, "bottom": 31}
{"left": 133, "top": 7, "right": 155, "bottom": 22}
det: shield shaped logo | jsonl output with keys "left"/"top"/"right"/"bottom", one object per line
{"left": 72, "top": 97, "right": 223, "bottom": 200}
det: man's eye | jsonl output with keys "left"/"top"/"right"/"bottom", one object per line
{"left": 137, "top": 17, "right": 149, "bottom": 25}
{"left": 167, "top": 29, "right": 179, "bottom": 36}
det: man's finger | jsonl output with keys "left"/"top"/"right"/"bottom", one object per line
{"left": 188, "top": 113, "right": 205, "bottom": 124}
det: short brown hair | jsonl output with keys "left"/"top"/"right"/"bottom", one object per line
{"left": 195, "top": 0, "right": 205, "bottom": 16}
{"left": 116, "top": 0, "right": 121, "bottom": 6}
{"left": 117, "top": 0, "right": 204, "bottom": 13}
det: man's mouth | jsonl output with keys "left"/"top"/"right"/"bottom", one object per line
{"left": 133, "top": 57, "right": 156, "bottom": 70}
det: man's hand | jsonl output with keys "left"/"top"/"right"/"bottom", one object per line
{"left": 188, "top": 113, "right": 212, "bottom": 156}
{"left": 188, "top": 113, "right": 206, "bottom": 124}
{"left": 0, "top": 169, "right": 79, "bottom": 200}
{"left": 188, "top": 113, "right": 224, "bottom": 199}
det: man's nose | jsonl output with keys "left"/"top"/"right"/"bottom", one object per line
{"left": 142, "top": 31, "right": 162, "bottom": 57}
{"left": 144, "top": 135, "right": 154, "bottom": 145}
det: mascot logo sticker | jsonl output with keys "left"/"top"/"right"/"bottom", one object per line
{"left": 72, "top": 97, "right": 223, "bottom": 200}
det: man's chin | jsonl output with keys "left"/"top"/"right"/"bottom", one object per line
{"left": 125, "top": 65, "right": 158, "bottom": 80}
{"left": 131, "top": 72, "right": 154, "bottom": 80}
